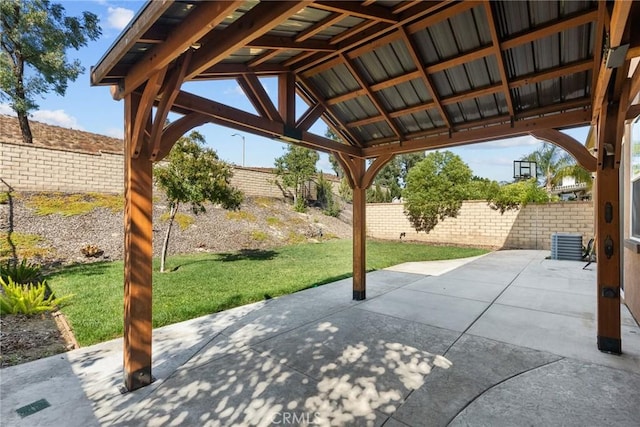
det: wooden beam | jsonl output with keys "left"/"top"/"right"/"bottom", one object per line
{"left": 150, "top": 51, "right": 192, "bottom": 161}
{"left": 501, "top": 9, "right": 598, "bottom": 50}
{"left": 341, "top": 53, "right": 404, "bottom": 138}
{"left": 399, "top": 27, "right": 451, "bottom": 128}
{"left": 595, "top": 101, "right": 622, "bottom": 354}
{"left": 362, "top": 153, "right": 394, "bottom": 189}
{"left": 170, "top": 90, "right": 362, "bottom": 157}
{"left": 297, "top": 77, "right": 363, "bottom": 147}
{"left": 591, "top": 1, "right": 606, "bottom": 111}
{"left": 186, "top": 1, "right": 308, "bottom": 80}
{"left": 155, "top": 113, "right": 210, "bottom": 161}
{"left": 123, "top": 92, "right": 154, "bottom": 391}
{"left": 237, "top": 74, "right": 282, "bottom": 122}
{"left": 346, "top": 156, "right": 367, "bottom": 300}
{"left": 247, "top": 49, "right": 282, "bottom": 68}
{"left": 296, "top": 103, "right": 326, "bottom": 131}
{"left": 279, "top": 72, "right": 296, "bottom": 126}
{"left": 362, "top": 108, "right": 591, "bottom": 157}
{"left": 291, "top": 1, "right": 449, "bottom": 73}
{"left": 91, "top": 1, "right": 173, "bottom": 86}
{"left": 509, "top": 59, "right": 593, "bottom": 89}
{"left": 296, "top": 13, "right": 346, "bottom": 42}
{"left": 114, "top": 1, "right": 241, "bottom": 99}
{"left": 483, "top": 1, "right": 514, "bottom": 116}
{"left": 248, "top": 34, "right": 337, "bottom": 52}
{"left": 197, "top": 63, "right": 288, "bottom": 77}
{"left": 312, "top": 1, "right": 398, "bottom": 24}
{"left": 528, "top": 128, "right": 596, "bottom": 172}
{"left": 132, "top": 68, "right": 166, "bottom": 158}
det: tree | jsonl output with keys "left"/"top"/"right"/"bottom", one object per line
{"left": 155, "top": 131, "right": 242, "bottom": 272}
{"left": 274, "top": 145, "right": 319, "bottom": 212}
{"left": 522, "top": 143, "right": 592, "bottom": 198}
{"left": 487, "top": 178, "right": 548, "bottom": 213}
{"left": 325, "top": 128, "right": 344, "bottom": 178}
{"left": 403, "top": 151, "right": 472, "bottom": 233}
{"left": 0, "top": 0, "right": 101, "bottom": 144}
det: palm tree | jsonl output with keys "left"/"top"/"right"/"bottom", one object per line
{"left": 522, "top": 143, "right": 592, "bottom": 199}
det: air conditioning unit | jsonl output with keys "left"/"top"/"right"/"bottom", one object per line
{"left": 551, "top": 233, "right": 583, "bottom": 261}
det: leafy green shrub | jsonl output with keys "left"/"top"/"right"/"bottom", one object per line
{"left": 0, "top": 277, "right": 72, "bottom": 315}
{"left": 316, "top": 173, "right": 341, "bottom": 217}
{"left": 0, "top": 191, "right": 9, "bottom": 204}
{"left": 0, "top": 259, "right": 42, "bottom": 285}
{"left": 487, "top": 179, "right": 548, "bottom": 213}
{"left": 293, "top": 198, "right": 306, "bottom": 213}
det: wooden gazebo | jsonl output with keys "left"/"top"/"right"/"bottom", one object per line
{"left": 91, "top": 0, "right": 640, "bottom": 391}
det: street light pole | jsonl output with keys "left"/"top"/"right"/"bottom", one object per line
{"left": 231, "top": 133, "right": 245, "bottom": 166}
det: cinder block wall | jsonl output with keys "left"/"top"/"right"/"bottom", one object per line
{"left": 229, "top": 167, "right": 291, "bottom": 199}
{"left": 0, "top": 141, "right": 123, "bottom": 193}
{"left": 367, "top": 201, "right": 594, "bottom": 250}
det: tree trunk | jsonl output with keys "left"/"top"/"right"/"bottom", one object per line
{"left": 160, "top": 203, "right": 178, "bottom": 273}
{"left": 16, "top": 110, "right": 33, "bottom": 145}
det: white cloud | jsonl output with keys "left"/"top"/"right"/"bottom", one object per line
{"left": 107, "top": 7, "right": 134, "bottom": 30}
{"left": 469, "top": 135, "right": 541, "bottom": 149}
{"left": 0, "top": 104, "right": 83, "bottom": 129}
{"left": 0, "top": 103, "right": 15, "bottom": 116}
{"left": 223, "top": 85, "right": 246, "bottom": 96}
{"left": 31, "top": 109, "right": 83, "bottom": 130}
{"left": 104, "top": 127, "right": 124, "bottom": 139}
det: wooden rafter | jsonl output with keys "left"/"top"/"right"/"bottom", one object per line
{"left": 340, "top": 53, "right": 404, "bottom": 139}
{"left": 399, "top": 27, "right": 451, "bottom": 128}
{"left": 528, "top": 128, "right": 596, "bottom": 171}
{"left": 296, "top": 76, "right": 363, "bottom": 147}
{"left": 296, "top": 103, "right": 326, "bottom": 131}
{"left": 131, "top": 68, "right": 166, "bottom": 158}
{"left": 289, "top": 1, "right": 450, "bottom": 73}
{"left": 312, "top": 1, "right": 398, "bottom": 24}
{"left": 185, "top": 1, "right": 308, "bottom": 81}
{"left": 296, "top": 12, "right": 346, "bottom": 42}
{"left": 149, "top": 51, "right": 192, "bottom": 161}
{"left": 170, "top": 90, "right": 361, "bottom": 157}
{"left": 154, "top": 113, "right": 210, "bottom": 161}
{"left": 247, "top": 34, "right": 336, "bottom": 52}
{"left": 362, "top": 108, "right": 591, "bottom": 157}
{"left": 278, "top": 72, "right": 296, "bottom": 126}
{"left": 237, "top": 74, "right": 282, "bottom": 122}
{"left": 248, "top": 49, "right": 282, "bottom": 68}
{"left": 591, "top": 0, "right": 633, "bottom": 123}
{"left": 114, "top": 1, "right": 242, "bottom": 99}
{"left": 483, "top": 1, "right": 514, "bottom": 117}
{"left": 197, "top": 63, "right": 287, "bottom": 78}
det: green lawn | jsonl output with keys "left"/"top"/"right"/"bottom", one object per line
{"left": 48, "top": 240, "right": 488, "bottom": 346}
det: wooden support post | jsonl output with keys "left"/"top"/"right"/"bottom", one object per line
{"left": 595, "top": 102, "right": 622, "bottom": 354}
{"left": 352, "top": 170, "right": 366, "bottom": 301}
{"left": 123, "top": 93, "right": 154, "bottom": 390}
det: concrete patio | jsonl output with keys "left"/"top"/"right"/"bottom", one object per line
{"left": 2, "top": 249, "right": 639, "bottom": 426}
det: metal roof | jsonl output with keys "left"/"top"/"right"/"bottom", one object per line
{"left": 91, "top": 0, "right": 640, "bottom": 158}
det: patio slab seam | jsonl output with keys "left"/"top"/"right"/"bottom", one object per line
{"left": 444, "top": 357, "right": 565, "bottom": 426}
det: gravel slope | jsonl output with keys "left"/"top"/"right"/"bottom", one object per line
{"left": 1, "top": 193, "right": 353, "bottom": 266}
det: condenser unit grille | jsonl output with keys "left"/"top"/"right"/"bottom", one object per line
{"left": 551, "top": 233, "right": 583, "bottom": 261}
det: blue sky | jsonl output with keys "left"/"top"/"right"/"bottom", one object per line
{"left": 1, "top": 0, "right": 590, "bottom": 183}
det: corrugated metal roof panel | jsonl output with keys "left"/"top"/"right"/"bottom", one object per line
{"left": 377, "top": 79, "right": 430, "bottom": 111}
{"left": 562, "top": 73, "right": 589, "bottom": 100}
{"left": 311, "top": 64, "right": 360, "bottom": 98}
{"left": 505, "top": 44, "right": 535, "bottom": 79}
{"left": 457, "top": 99, "right": 482, "bottom": 122}
{"left": 449, "top": 7, "right": 485, "bottom": 51}
{"left": 431, "top": 71, "right": 453, "bottom": 97}
{"left": 475, "top": 93, "right": 502, "bottom": 117}
{"left": 533, "top": 34, "right": 560, "bottom": 71}
{"left": 354, "top": 39, "right": 416, "bottom": 84}
{"left": 427, "top": 19, "right": 459, "bottom": 59}
{"left": 443, "top": 65, "right": 472, "bottom": 93}
{"left": 561, "top": 25, "right": 593, "bottom": 63}
{"left": 513, "top": 83, "right": 538, "bottom": 112}
{"left": 445, "top": 104, "right": 465, "bottom": 124}
{"left": 537, "top": 78, "right": 562, "bottom": 106}
{"left": 413, "top": 28, "right": 440, "bottom": 64}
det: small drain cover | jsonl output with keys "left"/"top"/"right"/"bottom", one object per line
{"left": 16, "top": 399, "right": 50, "bottom": 418}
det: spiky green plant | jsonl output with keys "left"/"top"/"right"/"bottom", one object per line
{"left": 0, "top": 277, "right": 73, "bottom": 315}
